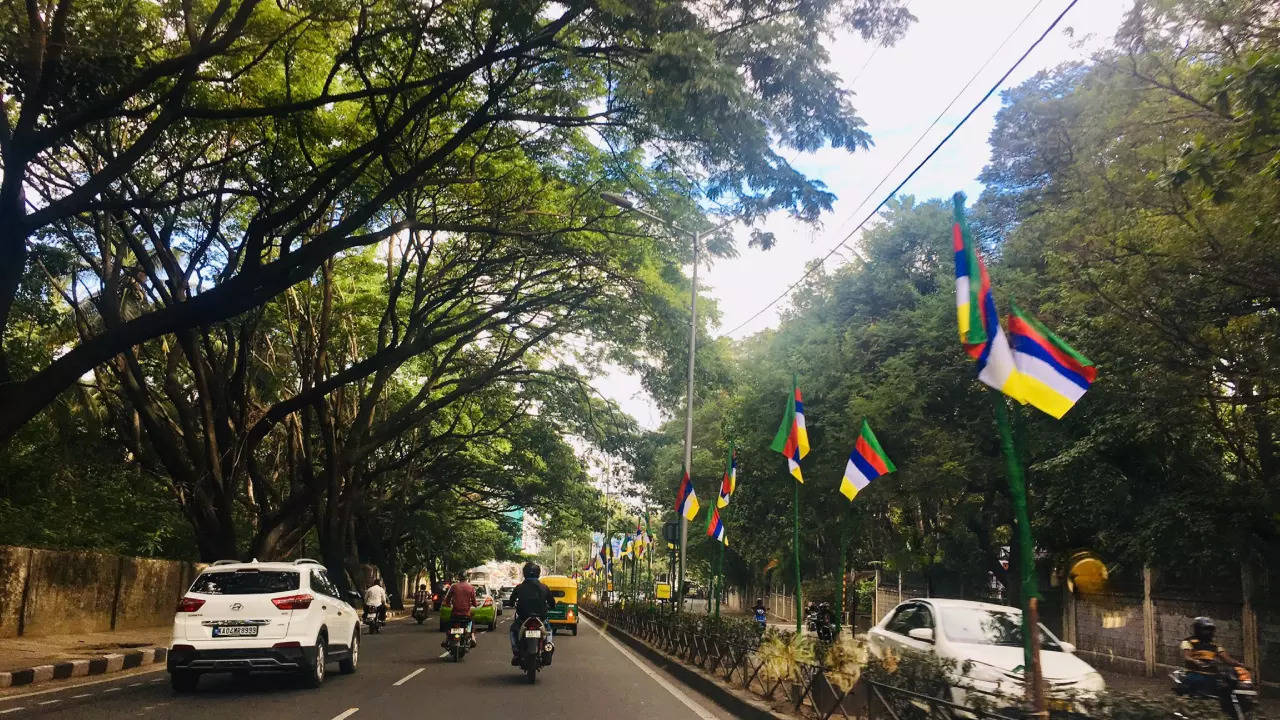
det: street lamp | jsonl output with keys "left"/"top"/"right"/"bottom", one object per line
{"left": 601, "top": 191, "right": 740, "bottom": 612}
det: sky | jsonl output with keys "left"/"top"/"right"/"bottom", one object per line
{"left": 598, "top": 0, "right": 1132, "bottom": 430}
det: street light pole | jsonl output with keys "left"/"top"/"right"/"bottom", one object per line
{"left": 601, "top": 192, "right": 739, "bottom": 613}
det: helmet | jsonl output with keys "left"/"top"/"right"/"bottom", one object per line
{"left": 418, "top": 584, "right": 426, "bottom": 590}
{"left": 523, "top": 562, "right": 541, "bottom": 579}
{"left": 1192, "top": 616, "right": 1215, "bottom": 640}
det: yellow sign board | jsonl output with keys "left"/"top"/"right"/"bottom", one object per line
{"left": 655, "top": 582, "right": 671, "bottom": 600}
{"left": 607, "top": 581, "right": 614, "bottom": 591}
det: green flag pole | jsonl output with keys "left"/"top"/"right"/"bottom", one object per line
{"left": 793, "top": 478, "right": 803, "bottom": 633}
{"left": 990, "top": 389, "right": 1047, "bottom": 717}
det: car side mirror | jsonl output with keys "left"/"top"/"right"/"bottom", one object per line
{"left": 1058, "top": 641, "right": 1076, "bottom": 654}
{"left": 346, "top": 590, "right": 362, "bottom": 604}
{"left": 907, "top": 627, "right": 935, "bottom": 643}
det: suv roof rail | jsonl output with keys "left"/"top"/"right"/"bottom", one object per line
{"left": 294, "top": 558, "right": 323, "bottom": 566}
{"left": 210, "top": 559, "right": 241, "bottom": 566}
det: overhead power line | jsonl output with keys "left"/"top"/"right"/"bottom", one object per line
{"left": 723, "top": 0, "right": 1080, "bottom": 337}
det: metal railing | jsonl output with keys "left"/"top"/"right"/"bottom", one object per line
{"left": 583, "top": 603, "right": 1019, "bottom": 720}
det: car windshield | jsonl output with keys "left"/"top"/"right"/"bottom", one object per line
{"left": 940, "top": 607, "right": 1062, "bottom": 651}
{"left": 190, "top": 570, "right": 299, "bottom": 595}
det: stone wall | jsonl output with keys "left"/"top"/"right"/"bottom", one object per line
{"left": 0, "top": 545, "right": 200, "bottom": 639}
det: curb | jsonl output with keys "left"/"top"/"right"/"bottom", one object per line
{"left": 0, "top": 647, "right": 168, "bottom": 690}
{"left": 582, "top": 609, "right": 789, "bottom": 720}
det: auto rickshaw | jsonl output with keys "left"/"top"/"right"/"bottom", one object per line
{"left": 541, "top": 574, "right": 578, "bottom": 636}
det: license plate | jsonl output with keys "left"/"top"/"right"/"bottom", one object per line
{"left": 450, "top": 628, "right": 465, "bottom": 635}
{"left": 212, "top": 625, "right": 258, "bottom": 637}
{"left": 524, "top": 630, "right": 541, "bottom": 638}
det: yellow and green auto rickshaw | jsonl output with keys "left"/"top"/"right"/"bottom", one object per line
{"left": 541, "top": 575, "right": 578, "bottom": 636}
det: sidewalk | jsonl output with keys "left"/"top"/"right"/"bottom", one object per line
{"left": 0, "top": 625, "right": 172, "bottom": 689}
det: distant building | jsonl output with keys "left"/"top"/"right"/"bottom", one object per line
{"left": 521, "top": 512, "right": 542, "bottom": 555}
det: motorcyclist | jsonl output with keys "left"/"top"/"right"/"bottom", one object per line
{"left": 413, "top": 583, "right": 430, "bottom": 607}
{"left": 1180, "top": 616, "right": 1242, "bottom": 696}
{"left": 508, "top": 562, "right": 556, "bottom": 665}
{"left": 363, "top": 579, "right": 388, "bottom": 624}
{"left": 442, "top": 573, "right": 477, "bottom": 648}
{"left": 753, "top": 597, "right": 767, "bottom": 631}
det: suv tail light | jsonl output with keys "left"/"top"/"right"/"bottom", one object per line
{"left": 271, "top": 593, "right": 314, "bottom": 610}
{"left": 176, "top": 597, "right": 205, "bottom": 613}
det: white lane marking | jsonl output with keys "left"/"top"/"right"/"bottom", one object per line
{"left": 391, "top": 668, "right": 424, "bottom": 686}
{"left": 331, "top": 709, "right": 359, "bottom": 720}
{"left": 128, "top": 682, "right": 143, "bottom": 687}
{"left": 0, "top": 708, "right": 25, "bottom": 714}
{"left": 437, "top": 651, "right": 450, "bottom": 659}
{"left": 105, "top": 687, "right": 121, "bottom": 692}
{"left": 583, "top": 617, "right": 720, "bottom": 720}
{"left": 151, "top": 679, "right": 164, "bottom": 684}
{"left": 71, "top": 694, "right": 92, "bottom": 699}
{"left": 38, "top": 700, "right": 60, "bottom": 705}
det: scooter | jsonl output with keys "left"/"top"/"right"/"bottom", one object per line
{"left": 516, "top": 616, "right": 554, "bottom": 683}
{"left": 412, "top": 601, "right": 428, "bottom": 624}
{"left": 1171, "top": 664, "right": 1257, "bottom": 720}
{"left": 753, "top": 606, "right": 768, "bottom": 635}
{"left": 813, "top": 603, "right": 836, "bottom": 644}
{"left": 363, "top": 605, "right": 384, "bottom": 634}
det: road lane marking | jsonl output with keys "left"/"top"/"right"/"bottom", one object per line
{"left": 128, "top": 682, "right": 143, "bottom": 687}
{"left": 583, "top": 618, "right": 719, "bottom": 720}
{"left": 71, "top": 694, "right": 91, "bottom": 699}
{"left": 392, "top": 668, "right": 424, "bottom": 686}
{"left": 331, "top": 709, "right": 359, "bottom": 720}
{"left": 105, "top": 687, "right": 121, "bottom": 692}
{"left": 0, "top": 707, "right": 24, "bottom": 714}
{"left": 38, "top": 700, "right": 60, "bottom": 705}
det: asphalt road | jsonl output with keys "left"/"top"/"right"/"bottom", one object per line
{"left": 0, "top": 615, "right": 731, "bottom": 720}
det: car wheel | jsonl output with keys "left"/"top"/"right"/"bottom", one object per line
{"left": 170, "top": 671, "right": 199, "bottom": 693}
{"left": 301, "top": 635, "right": 326, "bottom": 688}
{"left": 339, "top": 629, "right": 359, "bottom": 674}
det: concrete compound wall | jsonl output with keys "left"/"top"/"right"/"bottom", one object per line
{"left": 0, "top": 545, "right": 201, "bottom": 639}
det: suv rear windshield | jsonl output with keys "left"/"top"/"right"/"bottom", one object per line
{"left": 190, "top": 570, "right": 300, "bottom": 595}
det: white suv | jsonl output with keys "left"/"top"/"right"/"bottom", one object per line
{"left": 167, "top": 559, "right": 361, "bottom": 691}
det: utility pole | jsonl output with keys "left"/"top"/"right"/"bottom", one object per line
{"left": 601, "top": 192, "right": 742, "bottom": 613}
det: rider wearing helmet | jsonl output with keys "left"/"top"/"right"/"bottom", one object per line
{"left": 1181, "top": 617, "right": 1242, "bottom": 695}
{"left": 508, "top": 562, "right": 556, "bottom": 663}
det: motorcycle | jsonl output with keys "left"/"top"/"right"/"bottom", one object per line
{"left": 363, "top": 605, "right": 384, "bottom": 634}
{"left": 445, "top": 618, "right": 471, "bottom": 662}
{"left": 753, "top": 606, "right": 768, "bottom": 635}
{"left": 412, "top": 601, "right": 428, "bottom": 624}
{"left": 1171, "top": 664, "right": 1257, "bottom": 720}
{"left": 516, "top": 616, "right": 555, "bottom": 683}
{"left": 813, "top": 602, "right": 835, "bottom": 643}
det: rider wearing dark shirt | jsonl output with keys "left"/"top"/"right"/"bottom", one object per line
{"left": 508, "top": 562, "right": 556, "bottom": 659}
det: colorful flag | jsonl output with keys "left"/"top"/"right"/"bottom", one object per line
{"left": 952, "top": 193, "right": 1022, "bottom": 400}
{"left": 769, "top": 377, "right": 810, "bottom": 482}
{"left": 717, "top": 443, "right": 738, "bottom": 507}
{"left": 1008, "top": 302, "right": 1097, "bottom": 419}
{"left": 840, "top": 419, "right": 896, "bottom": 501}
{"left": 675, "top": 470, "right": 700, "bottom": 521}
{"left": 706, "top": 507, "right": 727, "bottom": 546}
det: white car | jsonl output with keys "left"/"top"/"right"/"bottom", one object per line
{"left": 167, "top": 559, "right": 361, "bottom": 691}
{"left": 867, "top": 598, "right": 1105, "bottom": 714}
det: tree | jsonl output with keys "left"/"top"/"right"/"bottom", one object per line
{"left": 0, "top": 0, "right": 916, "bottom": 439}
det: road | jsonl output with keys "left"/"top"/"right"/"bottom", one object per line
{"left": 0, "top": 614, "right": 731, "bottom": 720}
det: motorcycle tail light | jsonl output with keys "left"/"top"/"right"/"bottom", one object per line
{"left": 524, "top": 618, "right": 542, "bottom": 630}
{"left": 483, "top": 597, "right": 493, "bottom": 606}
{"left": 176, "top": 597, "right": 205, "bottom": 613}
{"left": 271, "top": 593, "right": 314, "bottom": 610}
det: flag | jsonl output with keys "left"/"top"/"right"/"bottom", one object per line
{"left": 717, "top": 443, "right": 738, "bottom": 507}
{"left": 635, "top": 525, "right": 647, "bottom": 557}
{"left": 675, "top": 470, "right": 700, "bottom": 521}
{"left": 769, "top": 377, "right": 810, "bottom": 482}
{"left": 706, "top": 507, "right": 727, "bottom": 546}
{"left": 1008, "top": 302, "right": 1097, "bottom": 419}
{"left": 840, "top": 419, "right": 896, "bottom": 501}
{"left": 952, "top": 193, "right": 1022, "bottom": 400}
{"left": 621, "top": 535, "right": 633, "bottom": 559}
